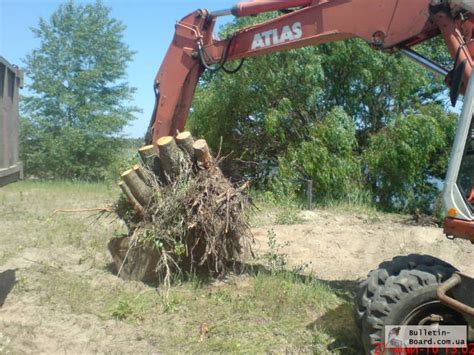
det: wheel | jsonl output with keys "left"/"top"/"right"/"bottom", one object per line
{"left": 354, "top": 254, "right": 454, "bottom": 329}
{"left": 354, "top": 254, "right": 467, "bottom": 354}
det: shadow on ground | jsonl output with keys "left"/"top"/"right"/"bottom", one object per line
{"left": 308, "top": 303, "right": 363, "bottom": 354}
{"left": 0, "top": 269, "right": 16, "bottom": 307}
{"left": 106, "top": 258, "right": 362, "bottom": 300}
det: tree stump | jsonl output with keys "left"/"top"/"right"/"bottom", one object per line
{"left": 138, "top": 145, "right": 158, "bottom": 169}
{"left": 133, "top": 164, "right": 147, "bottom": 182}
{"left": 193, "top": 139, "right": 213, "bottom": 169}
{"left": 118, "top": 181, "right": 144, "bottom": 217}
{"left": 157, "top": 136, "right": 181, "bottom": 180}
{"left": 176, "top": 131, "right": 195, "bottom": 158}
{"left": 111, "top": 132, "right": 252, "bottom": 284}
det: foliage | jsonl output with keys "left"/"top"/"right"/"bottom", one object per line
{"left": 21, "top": 0, "right": 138, "bottom": 180}
{"left": 275, "top": 208, "right": 303, "bottom": 225}
{"left": 190, "top": 15, "right": 325, "bottom": 185}
{"left": 315, "top": 40, "right": 444, "bottom": 142}
{"left": 364, "top": 105, "right": 457, "bottom": 212}
{"left": 273, "top": 107, "right": 362, "bottom": 202}
{"left": 189, "top": 14, "right": 455, "bottom": 213}
{"left": 259, "top": 229, "right": 290, "bottom": 273}
{"left": 107, "top": 293, "right": 152, "bottom": 322}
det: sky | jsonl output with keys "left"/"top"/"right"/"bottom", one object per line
{"left": 0, "top": 0, "right": 236, "bottom": 138}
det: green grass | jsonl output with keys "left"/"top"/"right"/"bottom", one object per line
{"left": 275, "top": 207, "right": 304, "bottom": 225}
{"left": 0, "top": 180, "right": 121, "bottom": 264}
{"left": 0, "top": 180, "right": 363, "bottom": 353}
{"left": 320, "top": 190, "right": 377, "bottom": 215}
{"left": 12, "top": 265, "right": 361, "bottom": 353}
{"left": 250, "top": 190, "right": 305, "bottom": 226}
{"left": 250, "top": 187, "right": 406, "bottom": 227}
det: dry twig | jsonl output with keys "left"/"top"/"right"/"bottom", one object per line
{"left": 50, "top": 207, "right": 113, "bottom": 217}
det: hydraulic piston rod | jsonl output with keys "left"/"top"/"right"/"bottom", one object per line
{"left": 400, "top": 47, "right": 449, "bottom": 77}
{"left": 231, "top": 0, "right": 312, "bottom": 17}
{"left": 210, "top": 8, "right": 233, "bottom": 17}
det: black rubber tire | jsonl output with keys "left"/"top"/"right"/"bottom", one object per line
{"left": 354, "top": 254, "right": 460, "bottom": 354}
{"left": 354, "top": 254, "right": 455, "bottom": 328}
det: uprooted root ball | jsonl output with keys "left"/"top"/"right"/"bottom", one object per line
{"left": 111, "top": 137, "right": 253, "bottom": 287}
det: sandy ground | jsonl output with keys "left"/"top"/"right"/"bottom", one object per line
{"left": 252, "top": 210, "right": 474, "bottom": 281}
{"left": 1, "top": 195, "right": 473, "bottom": 353}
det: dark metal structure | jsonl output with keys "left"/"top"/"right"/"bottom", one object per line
{"left": 0, "top": 55, "right": 23, "bottom": 186}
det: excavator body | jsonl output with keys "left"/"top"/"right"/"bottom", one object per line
{"left": 146, "top": 0, "right": 474, "bottom": 352}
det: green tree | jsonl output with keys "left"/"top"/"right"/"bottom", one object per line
{"left": 316, "top": 39, "right": 445, "bottom": 142}
{"left": 189, "top": 16, "right": 448, "bottom": 186}
{"left": 190, "top": 45, "right": 325, "bottom": 185}
{"left": 21, "top": 0, "right": 138, "bottom": 180}
{"left": 274, "top": 107, "right": 362, "bottom": 202}
{"left": 364, "top": 105, "right": 457, "bottom": 213}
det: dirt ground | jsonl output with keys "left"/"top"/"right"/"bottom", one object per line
{"left": 253, "top": 209, "right": 474, "bottom": 281}
{"left": 1, "top": 182, "right": 473, "bottom": 353}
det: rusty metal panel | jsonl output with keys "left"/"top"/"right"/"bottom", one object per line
{"left": 0, "top": 55, "right": 23, "bottom": 186}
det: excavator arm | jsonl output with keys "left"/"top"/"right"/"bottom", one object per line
{"left": 146, "top": 0, "right": 474, "bottom": 144}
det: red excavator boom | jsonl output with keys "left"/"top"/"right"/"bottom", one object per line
{"left": 146, "top": 0, "right": 474, "bottom": 144}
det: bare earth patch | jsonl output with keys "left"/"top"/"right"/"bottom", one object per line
{"left": 253, "top": 210, "right": 473, "bottom": 281}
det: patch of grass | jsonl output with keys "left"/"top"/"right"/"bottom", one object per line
{"left": 250, "top": 190, "right": 305, "bottom": 226}
{"left": 320, "top": 189, "right": 376, "bottom": 214}
{"left": 0, "top": 180, "right": 123, "bottom": 262}
{"left": 107, "top": 292, "right": 160, "bottom": 322}
{"left": 250, "top": 188, "right": 385, "bottom": 226}
{"left": 316, "top": 190, "right": 409, "bottom": 225}
{"left": 259, "top": 229, "right": 290, "bottom": 273}
{"left": 251, "top": 189, "right": 301, "bottom": 210}
{"left": 181, "top": 271, "right": 358, "bottom": 353}
{"left": 311, "top": 302, "right": 362, "bottom": 353}
{"left": 0, "top": 249, "right": 19, "bottom": 265}
{"left": 252, "top": 271, "right": 337, "bottom": 316}
{"left": 275, "top": 207, "right": 303, "bottom": 225}
{"left": 16, "top": 267, "right": 160, "bottom": 323}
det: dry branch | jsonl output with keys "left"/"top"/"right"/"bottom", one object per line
{"left": 50, "top": 207, "right": 113, "bottom": 216}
